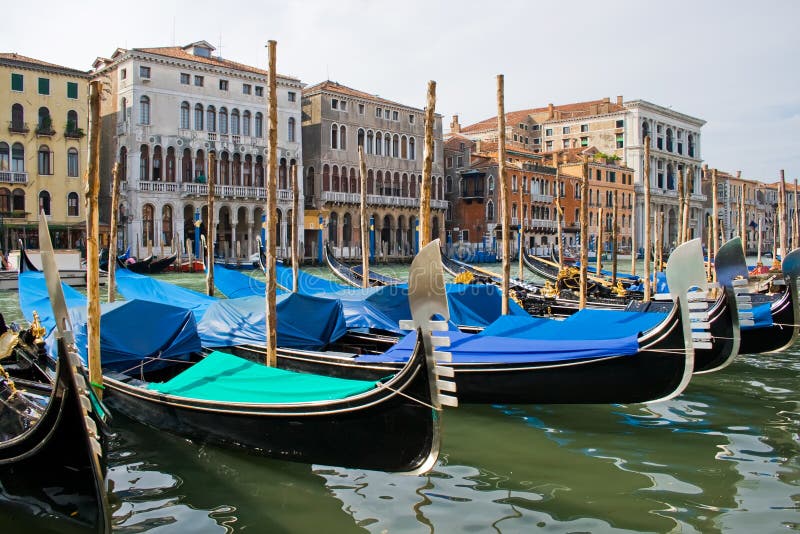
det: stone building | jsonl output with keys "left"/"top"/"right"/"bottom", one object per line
{"left": 92, "top": 40, "right": 303, "bottom": 259}
{"left": 0, "top": 53, "right": 89, "bottom": 251}
{"left": 301, "top": 81, "right": 446, "bottom": 261}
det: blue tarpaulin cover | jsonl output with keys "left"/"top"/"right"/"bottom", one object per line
{"left": 215, "top": 265, "right": 527, "bottom": 332}
{"left": 275, "top": 263, "right": 349, "bottom": 294}
{"left": 627, "top": 271, "right": 670, "bottom": 294}
{"left": 18, "top": 272, "right": 202, "bottom": 372}
{"left": 357, "top": 329, "right": 641, "bottom": 364}
{"left": 479, "top": 309, "right": 667, "bottom": 340}
{"left": 115, "top": 269, "right": 217, "bottom": 322}
{"left": 212, "top": 265, "right": 286, "bottom": 298}
{"left": 196, "top": 293, "right": 347, "bottom": 350}
{"left": 741, "top": 301, "right": 773, "bottom": 330}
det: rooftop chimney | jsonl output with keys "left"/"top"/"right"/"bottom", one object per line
{"left": 548, "top": 103, "right": 554, "bottom": 120}
{"left": 616, "top": 95, "right": 623, "bottom": 106}
{"left": 450, "top": 114, "right": 461, "bottom": 134}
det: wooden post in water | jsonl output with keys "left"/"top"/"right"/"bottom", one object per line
{"left": 579, "top": 156, "right": 589, "bottom": 309}
{"left": 359, "top": 146, "right": 369, "bottom": 288}
{"left": 779, "top": 170, "right": 788, "bottom": 260}
{"left": 706, "top": 215, "right": 713, "bottom": 281}
{"left": 265, "top": 40, "right": 278, "bottom": 367}
{"left": 630, "top": 189, "right": 636, "bottom": 276}
{"left": 518, "top": 171, "right": 524, "bottom": 281}
{"left": 643, "top": 135, "right": 652, "bottom": 302}
{"left": 554, "top": 157, "right": 564, "bottom": 268}
{"left": 612, "top": 190, "right": 618, "bottom": 286}
{"left": 677, "top": 168, "right": 685, "bottom": 245}
{"left": 291, "top": 162, "right": 299, "bottom": 292}
{"left": 107, "top": 162, "right": 120, "bottom": 303}
{"left": 658, "top": 210, "right": 665, "bottom": 271}
{"left": 206, "top": 151, "right": 215, "bottom": 296}
{"left": 185, "top": 238, "right": 192, "bottom": 272}
{"left": 794, "top": 178, "right": 799, "bottom": 249}
{"left": 596, "top": 207, "right": 603, "bottom": 275}
{"left": 682, "top": 167, "right": 691, "bottom": 242}
{"left": 497, "top": 75, "right": 510, "bottom": 315}
{"left": 419, "top": 81, "right": 435, "bottom": 249}
{"left": 739, "top": 177, "right": 747, "bottom": 256}
{"left": 757, "top": 215, "right": 763, "bottom": 265}
{"left": 85, "top": 80, "right": 103, "bottom": 397}
{"left": 708, "top": 166, "right": 717, "bottom": 281}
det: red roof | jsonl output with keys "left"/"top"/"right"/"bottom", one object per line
{"left": 131, "top": 46, "right": 299, "bottom": 81}
{"left": 303, "top": 80, "right": 422, "bottom": 111}
{"left": 460, "top": 99, "right": 625, "bottom": 134}
{"left": 0, "top": 52, "right": 89, "bottom": 76}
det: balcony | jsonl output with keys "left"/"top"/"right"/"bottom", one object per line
{"left": 8, "top": 121, "right": 29, "bottom": 134}
{"left": 35, "top": 125, "right": 55, "bottom": 137}
{"left": 178, "top": 182, "right": 292, "bottom": 201}
{"left": 320, "top": 190, "right": 448, "bottom": 210}
{"left": 64, "top": 128, "right": 85, "bottom": 139}
{"left": 139, "top": 181, "right": 179, "bottom": 193}
{"left": 0, "top": 171, "right": 28, "bottom": 184}
{"left": 530, "top": 193, "right": 553, "bottom": 203}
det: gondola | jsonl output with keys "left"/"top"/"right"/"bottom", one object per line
{"left": 324, "top": 243, "right": 401, "bottom": 287}
{"left": 0, "top": 319, "right": 111, "bottom": 533}
{"left": 235, "top": 239, "right": 707, "bottom": 405}
{"left": 31, "top": 240, "right": 457, "bottom": 474}
{"left": 738, "top": 247, "right": 800, "bottom": 354}
{"left": 116, "top": 254, "right": 154, "bottom": 274}
{"left": 146, "top": 252, "right": 178, "bottom": 274}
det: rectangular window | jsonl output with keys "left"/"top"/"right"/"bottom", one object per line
{"left": 358, "top": 103, "right": 365, "bottom": 114}
{"left": 243, "top": 83, "right": 252, "bottom": 95}
{"left": 68, "top": 194, "right": 79, "bottom": 216}
{"left": 532, "top": 125, "right": 540, "bottom": 131}
{"left": 580, "top": 124, "right": 588, "bottom": 132}
{"left": 533, "top": 138, "right": 541, "bottom": 145}
{"left": 545, "top": 128, "right": 553, "bottom": 136}
{"left": 609, "top": 171, "right": 616, "bottom": 183}
{"left": 384, "top": 109, "right": 390, "bottom": 119}
{"left": 562, "top": 126, "right": 570, "bottom": 134}
{"left": 408, "top": 114, "right": 414, "bottom": 124}
{"left": 120, "top": 68, "right": 127, "bottom": 80}
{"left": 545, "top": 140, "right": 553, "bottom": 150}
{"left": 11, "top": 73, "right": 23, "bottom": 92}
{"left": 446, "top": 156, "right": 452, "bottom": 167}
{"left": 456, "top": 155, "right": 463, "bottom": 167}
{"left": 331, "top": 98, "right": 339, "bottom": 110}
{"left": 513, "top": 134, "right": 518, "bottom": 141}
{"left": 392, "top": 111, "right": 398, "bottom": 121}
{"left": 461, "top": 230, "right": 469, "bottom": 242}
{"left": 615, "top": 119, "right": 624, "bottom": 128}
{"left": 580, "top": 137, "right": 588, "bottom": 147}
{"left": 38, "top": 77, "right": 50, "bottom": 95}
{"left": 288, "top": 91, "right": 296, "bottom": 102}
{"left": 219, "top": 79, "right": 229, "bottom": 91}
{"left": 139, "top": 66, "right": 151, "bottom": 79}
{"left": 255, "top": 86, "right": 264, "bottom": 96}
{"left": 596, "top": 170, "right": 602, "bottom": 181}
{"left": 180, "top": 73, "right": 190, "bottom": 84}
{"left": 524, "top": 137, "right": 529, "bottom": 144}
{"left": 616, "top": 134, "right": 624, "bottom": 148}
{"left": 67, "top": 82, "right": 78, "bottom": 99}
{"left": 194, "top": 75, "right": 204, "bottom": 87}
{"left": 376, "top": 107, "right": 382, "bottom": 118}
{"left": 562, "top": 139, "right": 570, "bottom": 149}
{"left": 340, "top": 101, "right": 347, "bottom": 111}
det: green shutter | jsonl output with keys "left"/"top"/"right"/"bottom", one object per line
{"left": 38, "top": 77, "right": 49, "bottom": 95}
{"left": 11, "top": 73, "right": 23, "bottom": 91}
{"left": 67, "top": 82, "right": 78, "bottom": 99}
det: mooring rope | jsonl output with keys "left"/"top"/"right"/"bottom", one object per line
{"left": 375, "top": 382, "right": 440, "bottom": 412}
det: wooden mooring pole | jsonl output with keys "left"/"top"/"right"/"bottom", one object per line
{"left": 497, "top": 75, "right": 510, "bottom": 315}
{"left": 419, "top": 81, "right": 435, "bottom": 250}
{"left": 643, "top": 136, "right": 652, "bottom": 302}
{"left": 107, "top": 162, "right": 120, "bottom": 303}
{"left": 265, "top": 39, "right": 278, "bottom": 366}
{"left": 86, "top": 80, "right": 103, "bottom": 397}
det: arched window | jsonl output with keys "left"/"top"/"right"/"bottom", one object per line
{"left": 37, "top": 145, "right": 52, "bottom": 175}
{"left": 142, "top": 204, "right": 155, "bottom": 246}
{"left": 288, "top": 117, "right": 296, "bottom": 142}
{"left": 181, "top": 148, "right": 192, "bottom": 182}
{"left": 206, "top": 105, "right": 216, "bottom": 132}
{"left": 162, "top": 205, "right": 173, "bottom": 246}
{"left": 140, "top": 144, "right": 150, "bottom": 180}
{"left": 165, "top": 147, "right": 176, "bottom": 182}
{"left": 255, "top": 112, "right": 263, "bottom": 137}
{"left": 487, "top": 175, "right": 495, "bottom": 192}
{"left": 66, "top": 110, "right": 78, "bottom": 135}
{"left": 340, "top": 125, "right": 347, "bottom": 150}
{"left": 487, "top": 200, "right": 494, "bottom": 221}
{"left": 67, "top": 192, "right": 79, "bottom": 216}
{"left": 219, "top": 107, "right": 228, "bottom": 134}
{"left": 119, "top": 97, "right": 127, "bottom": 123}
{"left": 642, "top": 121, "right": 650, "bottom": 144}
{"left": 38, "top": 190, "right": 51, "bottom": 215}
{"left": 139, "top": 96, "right": 150, "bottom": 125}
{"left": 328, "top": 212, "right": 338, "bottom": 244}
{"left": 0, "top": 188, "right": 9, "bottom": 213}
{"left": 459, "top": 178, "right": 465, "bottom": 196}
{"left": 666, "top": 128, "right": 674, "bottom": 152}
{"left": 375, "top": 132, "right": 383, "bottom": 155}
{"left": 37, "top": 107, "right": 52, "bottom": 132}
{"left": 11, "top": 143, "right": 23, "bottom": 172}
{"left": 392, "top": 134, "right": 399, "bottom": 157}
{"left": 11, "top": 104, "right": 24, "bottom": 130}
{"left": 194, "top": 104, "right": 204, "bottom": 130}
{"left": 0, "top": 143, "right": 8, "bottom": 171}
{"left": 409, "top": 137, "right": 415, "bottom": 160}
{"left": 401, "top": 136, "right": 408, "bottom": 158}
{"left": 242, "top": 111, "right": 251, "bottom": 136}
{"left": 384, "top": 134, "right": 390, "bottom": 156}
{"left": 231, "top": 109, "right": 240, "bottom": 135}
{"left": 446, "top": 175, "right": 453, "bottom": 193}
{"left": 366, "top": 130, "right": 374, "bottom": 154}
{"left": 342, "top": 213, "right": 352, "bottom": 245}
{"left": 357, "top": 128, "right": 365, "bottom": 149}
{"left": 12, "top": 188, "right": 24, "bottom": 212}
{"left": 688, "top": 134, "right": 695, "bottom": 158}
{"left": 331, "top": 124, "right": 339, "bottom": 149}
{"left": 180, "top": 102, "right": 190, "bottom": 129}
{"left": 67, "top": 148, "right": 79, "bottom": 177}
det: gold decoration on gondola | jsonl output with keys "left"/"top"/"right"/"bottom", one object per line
{"left": 0, "top": 363, "right": 18, "bottom": 398}
{"left": 0, "top": 331, "right": 19, "bottom": 361}
{"left": 541, "top": 281, "right": 559, "bottom": 298}
{"left": 30, "top": 311, "right": 45, "bottom": 343}
{"left": 454, "top": 271, "right": 474, "bottom": 284}
{"left": 509, "top": 289, "right": 523, "bottom": 308}
{"left": 611, "top": 280, "right": 627, "bottom": 298}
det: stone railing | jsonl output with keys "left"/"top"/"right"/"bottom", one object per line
{"left": 321, "top": 190, "right": 448, "bottom": 210}
{"left": 0, "top": 171, "right": 28, "bottom": 184}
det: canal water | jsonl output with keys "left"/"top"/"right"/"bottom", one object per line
{"left": 1, "top": 264, "right": 797, "bottom": 533}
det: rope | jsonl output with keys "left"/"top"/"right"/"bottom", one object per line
{"left": 375, "top": 382, "right": 441, "bottom": 412}
{"left": 117, "top": 355, "right": 193, "bottom": 377}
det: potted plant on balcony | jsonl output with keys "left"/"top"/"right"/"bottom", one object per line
{"left": 65, "top": 119, "right": 85, "bottom": 138}
{"left": 36, "top": 116, "right": 54, "bottom": 136}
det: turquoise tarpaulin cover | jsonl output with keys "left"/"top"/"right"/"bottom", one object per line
{"left": 149, "top": 350, "right": 377, "bottom": 403}
{"left": 357, "top": 329, "right": 640, "bottom": 364}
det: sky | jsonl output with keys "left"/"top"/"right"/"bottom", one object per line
{"left": 5, "top": 0, "right": 799, "bottom": 181}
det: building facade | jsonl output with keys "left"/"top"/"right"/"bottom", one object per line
{"left": 92, "top": 40, "right": 303, "bottom": 259}
{"left": 0, "top": 53, "right": 89, "bottom": 252}
{"left": 301, "top": 81, "right": 446, "bottom": 261}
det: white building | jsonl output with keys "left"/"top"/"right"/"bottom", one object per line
{"left": 92, "top": 40, "right": 304, "bottom": 259}
{"left": 624, "top": 100, "right": 706, "bottom": 248}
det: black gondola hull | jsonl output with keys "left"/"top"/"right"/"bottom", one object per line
{"left": 739, "top": 286, "right": 797, "bottom": 354}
